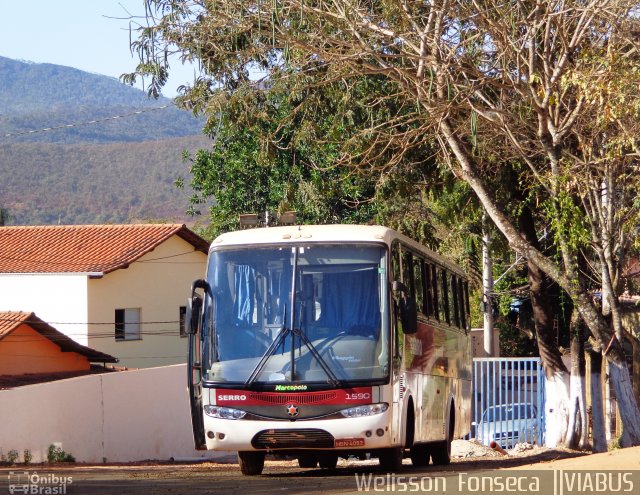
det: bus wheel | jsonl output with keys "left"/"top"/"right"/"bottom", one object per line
{"left": 237, "top": 451, "right": 265, "bottom": 475}
{"left": 430, "top": 439, "right": 451, "bottom": 466}
{"left": 432, "top": 406, "right": 454, "bottom": 466}
{"left": 409, "top": 444, "right": 430, "bottom": 467}
{"left": 378, "top": 447, "right": 403, "bottom": 471}
{"left": 318, "top": 454, "right": 338, "bottom": 469}
{"left": 298, "top": 454, "right": 318, "bottom": 468}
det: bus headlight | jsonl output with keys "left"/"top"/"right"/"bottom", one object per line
{"left": 204, "top": 405, "right": 247, "bottom": 420}
{"left": 339, "top": 403, "right": 388, "bottom": 418}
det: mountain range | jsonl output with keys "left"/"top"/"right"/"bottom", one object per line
{"left": 0, "top": 56, "right": 211, "bottom": 226}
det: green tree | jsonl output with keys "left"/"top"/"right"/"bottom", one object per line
{"left": 176, "top": 77, "right": 391, "bottom": 238}
{"left": 127, "top": 0, "right": 640, "bottom": 446}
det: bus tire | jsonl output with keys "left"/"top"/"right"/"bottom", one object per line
{"left": 430, "top": 440, "right": 451, "bottom": 465}
{"left": 318, "top": 454, "right": 338, "bottom": 469}
{"left": 238, "top": 451, "right": 265, "bottom": 475}
{"left": 431, "top": 408, "right": 454, "bottom": 466}
{"left": 409, "top": 444, "right": 430, "bottom": 467}
{"left": 378, "top": 447, "right": 403, "bottom": 471}
{"left": 298, "top": 454, "right": 318, "bottom": 468}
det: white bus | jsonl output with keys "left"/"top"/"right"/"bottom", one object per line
{"left": 185, "top": 225, "right": 472, "bottom": 475}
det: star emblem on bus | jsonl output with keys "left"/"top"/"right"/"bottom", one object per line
{"left": 286, "top": 404, "right": 299, "bottom": 417}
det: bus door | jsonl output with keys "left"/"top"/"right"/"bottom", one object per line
{"left": 186, "top": 280, "right": 207, "bottom": 450}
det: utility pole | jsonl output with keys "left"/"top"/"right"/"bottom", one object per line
{"left": 482, "top": 213, "right": 494, "bottom": 356}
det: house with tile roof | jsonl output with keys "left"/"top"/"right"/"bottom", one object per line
{"left": 0, "top": 311, "right": 117, "bottom": 376}
{"left": 0, "top": 224, "right": 209, "bottom": 368}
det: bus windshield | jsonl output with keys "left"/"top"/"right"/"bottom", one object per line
{"left": 202, "top": 244, "right": 389, "bottom": 386}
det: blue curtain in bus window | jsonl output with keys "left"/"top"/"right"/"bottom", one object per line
{"left": 320, "top": 268, "right": 380, "bottom": 335}
{"left": 266, "top": 268, "right": 286, "bottom": 325}
{"left": 233, "top": 265, "right": 255, "bottom": 325}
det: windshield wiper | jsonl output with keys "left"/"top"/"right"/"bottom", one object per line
{"left": 245, "top": 307, "right": 288, "bottom": 388}
{"left": 244, "top": 325, "right": 343, "bottom": 388}
{"left": 292, "top": 328, "right": 343, "bottom": 387}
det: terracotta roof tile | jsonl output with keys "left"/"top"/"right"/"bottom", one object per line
{"left": 0, "top": 224, "right": 209, "bottom": 274}
{"left": 0, "top": 311, "right": 118, "bottom": 363}
{"left": 0, "top": 310, "right": 27, "bottom": 338}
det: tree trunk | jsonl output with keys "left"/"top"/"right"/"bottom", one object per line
{"left": 566, "top": 314, "right": 587, "bottom": 449}
{"left": 606, "top": 341, "right": 640, "bottom": 447}
{"left": 482, "top": 215, "right": 495, "bottom": 356}
{"left": 632, "top": 336, "right": 640, "bottom": 410}
{"left": 519, "top": 205, "right": 570, "bottom": 447}
{"left": 589, "top": 350, "right": 607, "bottom": 453}
{"left": 440, "top": 118, "right": 640, "bottom": 446}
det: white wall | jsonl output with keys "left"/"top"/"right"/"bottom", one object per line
{"left": 0, "top": 274, "right": 89, "bottom": 345}
{"left": 0, "top": 365, "right": 222, "bottom": 463}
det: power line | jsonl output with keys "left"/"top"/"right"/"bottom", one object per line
{"left": 0, "top": 317, "right": 182, "bottom": 326}
{"left": 2, "top": 104, "right": 172, "bottom": 138}
{"left": 0, "top": 332, "right": 185, "bottom": 344}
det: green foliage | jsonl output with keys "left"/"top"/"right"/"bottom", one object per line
{"left": 6, "top": 449, "right": 19, "bottom": 465}
{"left": 179, "top": 74, "right": 408, "bottom": 238}
{"left": 542, "top": 189, "right": 591, "bottom": 252}
{"left": 127, "top": 3, "right": 640, "bottom": 357}
{"left": 47, "top": 444, "right": 75, "bottom": 463}
{"left": 23, "top": 449, "right": 32, "bottom": 465}
{"left": 184, "top": 136, "right": 378, "bottom": 239}
{"left": 496, "top": 320, "right": 537, "bottom": 357}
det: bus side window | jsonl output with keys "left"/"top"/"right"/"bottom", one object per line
{"left": 391, "top": 242, "right": 403, "bottom": 355}
{"left": 395, "top": 245, "right": 418, "bottom": 336}
{"left": 458, "top": 277, "right": 467, "bottom": 330}
{"left": 402, "top": 250, "right": 414, "bottom": 298}
{"left": 431, "top": 264, "right": 439, "bottom": 320}
{"left": 450, "top": 273, "right": 460, "bottom": 328}
{"left": 413, "top": 255, "right": 425, "bottom": 317}
{"left": 464, "top": 281, "right": 471, "bottom": 324}
{"left": 439, "top": 269, "right": 450, "bottom": 324}
{"left": 424, "top": 262, "right": 433, "bottom": 317}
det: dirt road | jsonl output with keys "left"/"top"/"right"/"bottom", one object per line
{"left": 2, "top": 444, "right": 639, "bottom": 495}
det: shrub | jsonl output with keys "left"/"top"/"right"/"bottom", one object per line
{"left": 47, "top": 444, "right": 75, "bottom": 463}
{"left": 7, "top": 449, "right": 19, "bottom": 465}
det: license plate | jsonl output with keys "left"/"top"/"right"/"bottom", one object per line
{"left": 334, "top": 438, "right": 365, "bottom": 448}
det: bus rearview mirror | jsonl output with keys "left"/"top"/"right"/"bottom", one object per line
{"left": 393, "top": 280, "right": 417, "bottom": 334}
{"left": 400, "top": 296, "right": 418, "bottom": 334}
{"left": 185, "top": 295, "right": 202, "bottom": 335}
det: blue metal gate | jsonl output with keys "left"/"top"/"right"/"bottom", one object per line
{"left": 472, "top": 357, "right": 546, "bottom": 448}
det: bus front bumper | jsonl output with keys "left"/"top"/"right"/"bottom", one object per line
{"left": 204, "top": 410, "right": 395, "bottom": 452}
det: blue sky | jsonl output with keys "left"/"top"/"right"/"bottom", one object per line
{"left": 0, "top": 1, "right": 194, "bottom": 97}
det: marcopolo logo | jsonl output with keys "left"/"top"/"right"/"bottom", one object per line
{"left": 8, "top": 471, "right": 73, "bottom": 494}
{"left": 274, "top": 384, "right": 308, "bottom": 392}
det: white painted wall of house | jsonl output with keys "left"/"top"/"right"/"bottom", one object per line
{"left": 0, "top": 273, "right": 90, "bottom": 345}
{"left": 0, "top": 364, "right": 222, "bottom": 463}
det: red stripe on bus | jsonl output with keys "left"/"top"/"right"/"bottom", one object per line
{"left": 214, "top": 387, "right": 373, "bottom": 406}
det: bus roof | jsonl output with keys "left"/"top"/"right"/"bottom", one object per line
{"left": 211, "top": 224, "right": 466, "bottom": 277}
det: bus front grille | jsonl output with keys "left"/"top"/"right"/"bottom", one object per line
{"left": 248, "top": 392, "right": 337, "bottom": 405}
{"left": 251, "top": 428, "right": 335, "bottom": 449}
